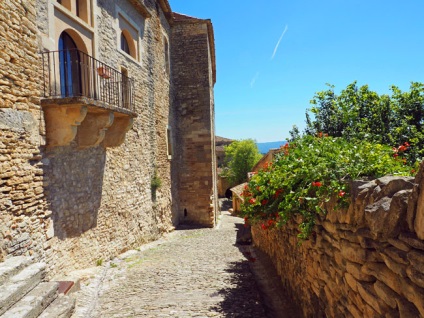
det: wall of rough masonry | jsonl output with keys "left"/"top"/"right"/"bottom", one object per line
{"left": 171, "top": 19, "right": 217, "bottom": 227}
{"left": 34, "top": 0, "right": 177, "bottom": 277}
{"left": 2, "top": 0, "right": 216, "bottom": 279}
{"left": 0, "top": 0, "right": 48, "bottom": 263}
{"left": 252, "top": 164, "right": 424, "bottom": 317}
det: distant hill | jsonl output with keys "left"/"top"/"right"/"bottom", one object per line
{"left": 256, "top": 141, "right": 287, "bottom": 154}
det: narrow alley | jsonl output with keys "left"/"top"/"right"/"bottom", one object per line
{"left": 70, "top": 203, "right": 300, "bottom": 318}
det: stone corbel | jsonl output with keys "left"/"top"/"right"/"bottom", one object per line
{"left": 102, "top": 116, "right": 134, "bottom": 147}
{"left": 43, "top": 105, "right": 88, "bottom": 147}
{"left": 76, "top": 111, "right": 115, "bottom": 148}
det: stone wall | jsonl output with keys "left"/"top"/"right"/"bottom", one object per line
{"left": 171, "top": 18, "right": 218, "bottom": 227}
{"left": 35, "top": 0, "right": 176, "bottom": 277}
{"left": 0, "top": 0, "right": 48, "bottom": 262}
{"left": 1, "top": 0, "right": 216, "bottom": 279}
{"left": 252, "top": 164, "right": 424, "bottom": 317}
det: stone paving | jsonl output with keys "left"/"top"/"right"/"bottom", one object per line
{"left": 71, "top": 207, "right": 300, "bottom": 318}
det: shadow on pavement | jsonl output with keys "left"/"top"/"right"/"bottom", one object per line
{"left": 210, "top": 222, "right": 303, "bottom": 318}
{"left": 209, "top": 260, "right": 269, "bottom": 317}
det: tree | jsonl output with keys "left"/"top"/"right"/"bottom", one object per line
{"left": 221, "top": 139, "right": 263, "bottom": 184}
{"left": 292, "top": 81, "right": 424, "bottom": 162}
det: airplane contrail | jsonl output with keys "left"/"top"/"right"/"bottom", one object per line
{"left": 271, "top": 25, "right": 288, "bottom": 60}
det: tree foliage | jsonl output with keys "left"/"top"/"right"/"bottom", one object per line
{"left": 221, "top": 139, "right": 262, "bottom": 184}
{"left": 293, "top": 81, "right": 424, "bottom": 162}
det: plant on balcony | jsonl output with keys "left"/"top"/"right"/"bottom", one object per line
{"left": 240, "top": 135, "right": 417, "bottom": 240}
{"left": 97, "top": 66, "right": 111, "bottom": 79}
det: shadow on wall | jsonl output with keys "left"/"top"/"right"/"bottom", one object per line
{"left": 43, "top": 145, "right": 106, "bottom": 239}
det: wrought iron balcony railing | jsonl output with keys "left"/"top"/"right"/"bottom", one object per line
{"left": 41, "top": 49, "right": 135, "bottom": 112}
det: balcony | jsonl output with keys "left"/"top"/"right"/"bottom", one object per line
{"left": 40, "top": 49, "right": 136, "bottom": 148}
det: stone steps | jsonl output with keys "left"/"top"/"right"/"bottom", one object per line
{"left": 0, "top": 257, "right": 75, "bottom": 318}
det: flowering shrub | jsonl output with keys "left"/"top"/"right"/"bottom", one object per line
{"left": 240, "top": 135, "right": 417, "bottom": 240}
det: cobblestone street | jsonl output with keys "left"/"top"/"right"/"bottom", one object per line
{"left": 71, "top": 206, "right": 299, "bottom": 318}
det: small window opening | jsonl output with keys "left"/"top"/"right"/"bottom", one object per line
{"left": 166, "top": 126, "right": 173, "bottom": 159}
{"left": 121, "top": 33, "right": 131, "bottom": 55}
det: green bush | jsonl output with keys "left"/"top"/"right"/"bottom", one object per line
{"left": 240, "top": 135, "right": 417, "bottom": 240}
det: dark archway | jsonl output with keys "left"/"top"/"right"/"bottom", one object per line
{"left": 225, "top": 188, "right": 233, "bottom": 199}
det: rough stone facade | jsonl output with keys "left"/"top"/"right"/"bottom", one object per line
{"left": 0, "top": 0, "right": 47, "bottom": 263}
{"left": 171, "top": 14, "right": 218, "bottom": 226}
{"left": 1, "top": 0, "right": 217, "bottom": 278}
{"left": 252, "top": 163, "right": 424, "bottom": 317}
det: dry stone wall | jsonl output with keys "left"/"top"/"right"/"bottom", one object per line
{"left": 252, "top": 164, "right": 424, "bottom": 317}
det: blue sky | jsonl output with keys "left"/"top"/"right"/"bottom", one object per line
{"left": 171, "top": 0, "right": 424, "bottom": 142}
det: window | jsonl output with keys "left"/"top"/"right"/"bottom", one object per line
{"left": 56, "top": 0, "right": 90, "bottom": 24}
{"left": 166, "top": 126, "right": 173, "bottom": 159}
{"left": 120, "top": 32, "right": 130, "bottom": 55}
{"left": 164, "top": 36, "right": 170, "bottom": 75}
{"left": 117, "top": 10, "right": 142, "bottom": 62}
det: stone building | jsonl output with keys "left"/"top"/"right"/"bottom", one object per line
{"left": 0, "top": 0, "right": 217, "bottom": 278}
{"left": 215, "top": 136, "right": 233, "bottom": 198}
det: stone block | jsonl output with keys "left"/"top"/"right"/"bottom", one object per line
{"left": 357, "top": 281, "right": 390, "bottom": 315}
{"left": 380, "top": 252, "right": 407, "bottom": 277}
{"left": 399, "top": 232, "right": 424, "bottom": 250}
{"left": 373, "top": 280, "right": 399, "bottom": 309}
{"left": 387, "top": 238, "right": 411, "bottom": 252}
{"left": 374, "top": 176, "right": 414, "bottom": 200}
{"left": 406, "top": 265, "right": 424, "bottom": 289}
{"left": 365, "top": 189, "right": 410, "bottom": 239}
{"left": 407, "top": 184, "right": 419, "bottom": 232}
{"left": 400, "top": 278, "right": 424, "bottom": 316}
{"left": 407, "top": 250, "right": 424, "bottom": 272}
{"left": 345, "top": 272, "right": 358, "bottom": 292}
{"left": 361, "top": 262, "right": 402, "bottom": 295}
{"left": 346, "top": 261, "right": 375, "bottom": 282}
{"left": 340, "top": 240, "right": 367, "bottom": 264}
{"left": 396, "top": 298, "right": 420, "bottom": 318}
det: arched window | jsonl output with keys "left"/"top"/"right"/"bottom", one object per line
{"left": 59, "top": 31, "right": 81, "bottom": 97}
{"left": 120, "top": 32, "right": 131, "bottom": 55}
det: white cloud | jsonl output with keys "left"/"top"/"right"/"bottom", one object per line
{"left": 250, "top": 71, "right": 260, "bottom": 87}
{"left": 271, "top": 25, "right": 288, "bottom": 60}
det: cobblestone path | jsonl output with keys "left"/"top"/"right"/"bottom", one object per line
{"left": 71, "top": 211, "right": 299, "bottom": 318}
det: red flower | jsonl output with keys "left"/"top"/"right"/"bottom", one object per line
{"left": 398, "top": 145, "right": 407, "bottom": 152}
{"left": 312, "top": 181, "right": 323, "bottom": 187}
{"left": 261, "top": 199, "right": 268, "bottom": 205}
{"left": 249, "top": 198, "right": 256, "bottom": 204}
{"left": 338, "top": 191, "right": 346, "bottom": 197}
{"left": 274, "top": 189, "right": 283, "bottom": 198}
{"left": 404, "top": 142, "right": 410, "bottom": 147}
{"left": 261, "top": 223, "right": 268, "bottom": 230}
{"left": 393, "top": 153, "right": 399, "bottom": 158}
{"left": 267, "top": 219, "right": 275, "bottom": 227}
